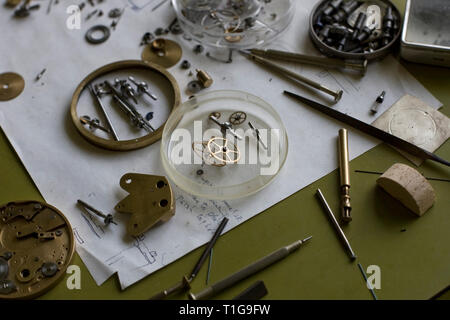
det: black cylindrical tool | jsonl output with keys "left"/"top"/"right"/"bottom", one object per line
{"left": 357, "top": 25, "right": 374, "bottom": 42}
{"left": 381, "top": 6, "right": 394, "bottom": 46}
{"left": 337, "top": 36, "right": 348, "bottom": 51}
{"left": 318, "top": 24, "right": 331, "bottom": 40}
{"left": 323, "top": 0, "right": 343, "bottom": 16}
{"left": 332, "top": 0, "right": 359, "bottom": 23}
{"left": 351, "top": 12, "right": 366, "bottom": 40}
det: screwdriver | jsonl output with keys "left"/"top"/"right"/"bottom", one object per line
{"left": 189, "top": 237, "right": 312, "bottom": 300}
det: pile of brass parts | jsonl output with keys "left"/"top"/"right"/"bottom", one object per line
{"left": 115, "top": 173, "right": 175, "bottom": 236}
{"left": 141, "top": 38, "right": 182, "bottom": 68}
{"left": 0, "top": 72, "right": 25, "bottom": 101}
{"left": 70, "top": 60, "right": 180, "bottom": 151}
{"left": 0, "top": 201, "right": 75, "bottom": 299}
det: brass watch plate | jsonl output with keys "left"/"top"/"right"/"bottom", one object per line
{"left": 0, "top": 201, "right": 75, "bottom": 299}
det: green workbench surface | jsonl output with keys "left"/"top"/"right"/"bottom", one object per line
{"left": 1, "top": 0, "right": 449, "bottom": 300}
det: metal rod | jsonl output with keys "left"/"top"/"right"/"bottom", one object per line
{"left": 357, "top": 263, "right": 378, "bottom": 300}
{"left": 241, "top": 51, "right": 343, "bottom": 103}
{"left": 338, "top": 128, "right": 352, "bottom": 222}
{"left": 206, "top": 247, "right": 213, "bottom": 285}
{"left": 250, "top": 48, "right": 367, "bottom": 74}
{"left": 249, "top": 121, "right": 268, "bottom": 150}
{"left": 189, "top": 217, "right": 228, "bottom": 280}
{"left": 189, "top": 237, "right": 312, "bottom": 300}
{"left": 88, "top": 85, "right": 120, "bottom": 141}
{"left": 316, "top": 189, "right": 356, "bottom": 260}
{"left": 77, "top": 199, "right": 117, "bottom": 226}
{"left": 284, "top": 91, "right": 450, "bottom": 167}
{"left": 149, "top": 218, "right": 228, "bottom": 300}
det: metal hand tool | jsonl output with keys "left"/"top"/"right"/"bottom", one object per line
{"left": 77, "top": 199, "right": 117, "bottom": 226}
{"left": 316, "top": 189, "right": 356, "bottom": 260}
{"left": 338, "top": 129, "right": 352, "bottom": 222}
{"left": 88, "top": 85, "right": 119, "bottom": 141}
{"left": 188, "top": 237, "right": 312, "bottom": 300}
{"left": 250, "top": 48, "right": 367, "bottom": 74}
{"left": 128, "top": 76, "right": 157, "bottom": 101}
{"left": 149, "top": 217, "right": 229, "bottom": 300}
{"left": 209, "top": 115, "right": 243, "bottom": 140}
{"left": 241, "top": 51, "right": 343, "bottom": 103}
{"left": 284, "top": 91, "right": 450, "bottom": 167}
{"left": 104, "top": 81, "right": 155, "bottom": 132}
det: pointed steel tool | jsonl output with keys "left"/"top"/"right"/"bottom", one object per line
{"left": 316, "top": 189, "right": 356, "bottom": 260}
{"left": 284, "top": 91, "right": 450, "bottom": 167}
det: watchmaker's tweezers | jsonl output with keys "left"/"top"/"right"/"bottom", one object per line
{"left": 284, "top": 91, "right": 450, "bottom": 167}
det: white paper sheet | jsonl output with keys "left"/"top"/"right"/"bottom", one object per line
{"left": 0, "top": 0, "right": 441, "bottom": 289}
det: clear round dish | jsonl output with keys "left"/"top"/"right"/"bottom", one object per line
{"left": 161, "top": 90, "right": 288, "bottom": 200}
{"left": 171, "top": 0, "right": 295, "bottom": 49}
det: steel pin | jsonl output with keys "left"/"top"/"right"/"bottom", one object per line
{"left": 316, "top": 189, "right": 356, "bottom": 260}
{"left": 77, "top": 199, "right": 117, "bottom": 226}
{"left": 88, "top": 85, "right": 120, "bottom": 141}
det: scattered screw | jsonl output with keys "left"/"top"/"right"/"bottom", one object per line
{"left": 371, "top": 90, "right": 386, "bottom": 114}
{"left": 35, "top": 68, "right": 47, "bottom": 81}
{"left": 181, "top": 60, "right": 191, "bottom": 69}
{"left": 145, "top": 112, "right": 154, "bottom": 121}
{"left": 193, "top": 44, "right": 204, "bottom": 54}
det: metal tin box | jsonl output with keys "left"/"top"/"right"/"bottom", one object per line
{"left": 401, "top": 0, "right": 450, "bottom": 67}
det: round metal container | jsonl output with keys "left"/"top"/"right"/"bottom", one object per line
{"left": 309, "top": 0, "right": 402, "bottom": 60}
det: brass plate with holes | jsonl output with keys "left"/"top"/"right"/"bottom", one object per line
{"left": 115, "top": 173, "right": 175, "bottom": 236}
{"left": 0, "top": 73, "right": 25, "bottom": 102}
{"left": 70, "top": 60, "right": 181, "bottom": 151}
{"left": 141, "top": 39, "right": 182, "bottom": 68}
{"left": 0, "top": 201, "right": 75, "bottom": 299}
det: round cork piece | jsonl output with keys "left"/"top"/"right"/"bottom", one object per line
{"left": 376, "top": 163, "right": 435, "bottom": 216}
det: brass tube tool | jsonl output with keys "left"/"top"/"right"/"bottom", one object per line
{"left": 188, "top": 237, "right": 312, "bottom": 300}
{"left": 284, "top": 91, "right": 450, "bottom": 167}
{"left": 338, "top": 129, "right": 352, "bottom": 222}
{"left": 240, "top": 51, "right": 343, "bottom": 103}
{"left": 316, "top": 189, "right": 356, "bottom": 260}
{"left": 149, "top": 217, "right": 229, "bottom": 300}
{"left": 250, "top": 48, "right": 367, "bottom": 75}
